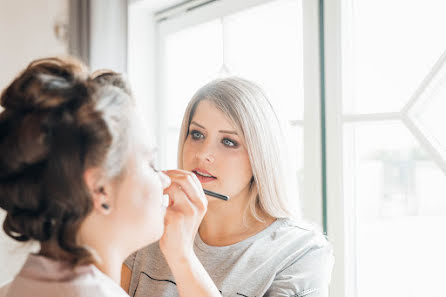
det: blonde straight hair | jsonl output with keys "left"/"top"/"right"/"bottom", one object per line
{"left": 177, "top": 77, "right": 300, "bottom": 221}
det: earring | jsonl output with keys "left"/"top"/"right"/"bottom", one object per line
{"left": 101, "top": 203, "right": 110, "bottom": 210}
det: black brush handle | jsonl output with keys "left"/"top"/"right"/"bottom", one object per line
{"left": 203, "top": 189, "right": 229, "bottom": 201}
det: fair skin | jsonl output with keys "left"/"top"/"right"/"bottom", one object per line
{"left": 182, "top": 100, "right": 275, "bottom": 246}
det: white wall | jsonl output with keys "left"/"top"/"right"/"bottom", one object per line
{"left": 127, "top": 0, "right": 185, "bottom": 159}
{"left": 128, "top": 2, "right": 158, "bottom": 140}
{"left": 0, "top": 0, "right": 68, "bottom": 285}
{"left": 89, "top": 0, "right": 128, "bottom": 72}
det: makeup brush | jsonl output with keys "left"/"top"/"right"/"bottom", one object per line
{"left": 203, "top": 189, "right": 229, "bottom": 201}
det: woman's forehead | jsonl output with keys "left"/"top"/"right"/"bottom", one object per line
{"left": 192, "top": 101, "right": 237, "bottom": 131}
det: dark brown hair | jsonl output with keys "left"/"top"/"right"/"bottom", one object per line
{"left": 0, "top": 57, "right": 133, "bottom": 265}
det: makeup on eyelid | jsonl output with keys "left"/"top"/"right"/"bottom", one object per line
{"left": 189, "top": 129, "right": 239, "bottom": 148}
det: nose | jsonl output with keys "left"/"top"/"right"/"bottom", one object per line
{"left": 159, "top": 171, "right": 171, "bottom": 190}
{"left": 195, "top": 141, "right": 215, "bottom": 163}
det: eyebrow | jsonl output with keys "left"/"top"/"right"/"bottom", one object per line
{"left": 190, "top": 121, "right": 238, "bottom": 135}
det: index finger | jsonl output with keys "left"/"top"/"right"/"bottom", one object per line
{"left": 163, "top": 170, "right": 206, "bottom": 207}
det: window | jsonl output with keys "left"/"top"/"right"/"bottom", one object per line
{"left": 136, "top": 0, "right": 446, "bottom": 296}
{"left": 327, "top": 0, "right": 446, "bottom": 296}
{"left": 157, "top": 0, "right": 317, "bottom": 222}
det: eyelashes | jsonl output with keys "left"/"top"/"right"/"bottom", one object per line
{"left": 189, "top": 130, "right": 239, "bottom": 148}
{"left": 190, "top": 130, "right": 204, "bottom": 140}
{"left": 222, "top": 138, "right": 237, "bottom": 147}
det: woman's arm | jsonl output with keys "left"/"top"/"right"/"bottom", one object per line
{"left": 161, "top": 170, "right": 221, "bottom": 297}
{"left": 120, "top": 264, "right": 131, "bottom": 293}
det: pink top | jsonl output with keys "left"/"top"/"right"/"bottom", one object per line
{"left": 0, "top": 254, "right": 128, "bottom": 297}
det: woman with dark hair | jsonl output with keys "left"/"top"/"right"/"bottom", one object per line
{"left": 0, "top": 57, "right": 219, "bottom": 297}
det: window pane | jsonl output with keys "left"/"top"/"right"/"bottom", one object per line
{"left": 287, "top": 124, "right": 304, "bottom": 198}
{"left": 162, "top": 0, "right": 305, "bottom": 184}
{"left": 224, "top": 0, "right": 304, "bottom": 121}
{"left": 410, "top": 62, "right": 446, "bottom": 156}
{"left": 416, "top": 93, "right": 446, "bottom": 152}
{"left": 164, "top": 19, "right": 222, "bottom": 128}
{"left": 344, "top": 0, "right": 446, "bottom": 114}
{"left": 344, "top": 121, "right": 446, "bottom": 297}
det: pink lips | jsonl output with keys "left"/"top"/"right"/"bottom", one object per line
{"left": 192, "top": 168, "right": 217, "bottom": 184}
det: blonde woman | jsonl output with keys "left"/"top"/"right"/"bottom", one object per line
{"left": 122, "top": 77, "right": 334, "bottom": 297}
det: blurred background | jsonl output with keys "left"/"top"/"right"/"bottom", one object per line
{"left": 1, "top": 0, "right": 445, "bottom": 296}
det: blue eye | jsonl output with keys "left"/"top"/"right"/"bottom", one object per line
{"left": 222, "top": 138, "right": 237, "bottom": 147}
{"left": 190, "top": 130, "right": 204, "bottom": 140}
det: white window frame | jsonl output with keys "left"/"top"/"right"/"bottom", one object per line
{"left": 323, "top": 0, "right": 349, "bottom": 295}
{"left": 324, "top": 0, "right": 446, "bottom": 295}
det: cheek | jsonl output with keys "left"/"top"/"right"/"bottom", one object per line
{"left": 140, "top": 175, "right": 163, "bottom": 209}
{"left": 219, "top": 149, "right": 252, "bottom": 182}
{"left": 134, "top": 176, "right": 165, "bottom": 237}
{"left": 110, "top": 158, "right": 166, "bottom": 246}
{"left": 240, "top": 158, "right": 253, "bottom": 179}
{"left": 182, "top": 141, "right": 195, "bottom": 166}
{"left": 123, "top": 173, "right": 163, "bottom": 220}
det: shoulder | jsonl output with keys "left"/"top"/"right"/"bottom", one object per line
{"left": 1, "top": 272, "right": 128, "bottom": 297}
{"left": 254, "top": 218, "right": 333, "bottom": 277}
{"left": 271, "top": 219, "right": 333, "bottom": 279}
{"left": 71, "top": 267, "right": 128, "bottom": 297}
{"left": 266, "top": 219, "right": 334, "bottom": 296}
{"left": 273, "top": 218, "right": 332, "bottom": 254}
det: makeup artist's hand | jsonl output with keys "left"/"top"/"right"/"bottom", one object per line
{"left": 159, "top": 170, "right": 220, "bottom": 297}
{"left": 160, "top": 169, "right": 208, "bottom": 263}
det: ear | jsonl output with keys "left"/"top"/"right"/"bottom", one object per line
{"left": 83, "top": 167, "right": 113, "bottom": 215}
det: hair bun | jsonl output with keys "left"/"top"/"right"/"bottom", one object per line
{"left": 0, "top": 57, "right": 89, "bottom": 112}
{"left": 0, "top": 57, "right": 91, "bottom": 180}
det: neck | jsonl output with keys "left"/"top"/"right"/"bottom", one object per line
{"left": 89, "top": 243, "right": 124, "bottom": 284}
{"left": 199, "top": 188, "right": 275, "bottom": 246}
{"left": 77, "top": 216, "right": 127, "bottom": 284}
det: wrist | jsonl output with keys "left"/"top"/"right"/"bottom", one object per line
{"left": 163, "top": 247, "right": 196, "bottom": 265}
